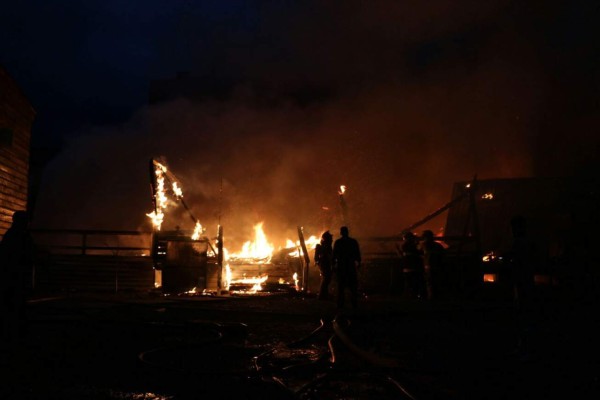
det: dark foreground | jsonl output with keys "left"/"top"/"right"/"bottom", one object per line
{"left": 1, "top": 288, "right": 599, "bottom": 399}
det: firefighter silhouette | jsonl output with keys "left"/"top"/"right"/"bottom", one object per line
{"left": 332, "top": 226, "right": 361, "bottom": 310}
{"left": 314, "top": 230, "right": 334, "bottom": 300}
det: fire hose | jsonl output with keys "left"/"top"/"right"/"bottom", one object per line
{"left": 252, "top": 315, "right": 421, "bottom": 399}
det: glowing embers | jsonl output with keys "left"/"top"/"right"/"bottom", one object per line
{"left": 228, "top": 274, "right": 269, "bottom": 293}
{"left": 483, "top": 273, "right": 497, "bottom": 283}
{"left": 223, "top": 261, "right": 302, "bottom": 295}
{"left": 482, "top": 251, "right": 499, "bottom": 262}
{"left": 481, "top": 192, "right": 494, "bottom": 200}
{"left": 223, "top": 263, "right": 268, "bottom": 294}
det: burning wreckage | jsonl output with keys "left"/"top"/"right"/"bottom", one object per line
{"left": 146, "top": 159, "right": 316, "bottom": 296}
{"left": 147, "top": 157, "right": 600, "bottom": 300}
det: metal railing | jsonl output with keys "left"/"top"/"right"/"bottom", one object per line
{"left": 31, "top": 229, "right": 153, "bottom": 257}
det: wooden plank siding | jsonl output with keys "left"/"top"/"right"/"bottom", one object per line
{"left": 0, "top": 65, "right": 35, "bottom": 238}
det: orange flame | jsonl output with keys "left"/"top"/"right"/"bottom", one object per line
{"left": 229, "top": 274, "right": 269, "bottom": 293}
{"left": 338, "top": 185, "right": 347, "bottom": 195}
{"left": 228, "top": 222, "right": 274, "bottom": 262}
{"left": 191, "top": 221, "right": 203, "bottom": 240}
{"left": 286, "top": 235, "right": 319, "bottom": 257}
{"left": 145, "top": 160, "right": 204, "bottom": 239}
{"left": 146, "top": 164, "right": 168, "bottom": 230}
{"left": 172, "top": 182, "right": 183, "bottom": 199}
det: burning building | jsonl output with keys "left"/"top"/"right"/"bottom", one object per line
{"left": 0, "top": 65, "right": 35, "bottom": 238}
{"left": 146, "top": 158, "right": 317, "bottom": 295}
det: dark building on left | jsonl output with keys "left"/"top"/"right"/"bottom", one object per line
{"left": 0, "top": 66, "right": 35, "bottom": 239}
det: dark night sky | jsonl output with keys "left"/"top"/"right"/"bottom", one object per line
{"left": 1, "top": 0, "right": 599, "bottom": 242}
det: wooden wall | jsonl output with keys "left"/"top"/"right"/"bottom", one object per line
{"left": 0, "top": 66, "right": 35, "bottom": 239}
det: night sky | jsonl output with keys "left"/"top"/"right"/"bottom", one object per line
{"left": 2, "top": 0, "right": 599, "bottom": 243}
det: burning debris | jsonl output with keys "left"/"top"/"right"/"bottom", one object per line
{"left": 224, "top": 223, "right": 318, "bottom": 295}
{"left": 146, "top": 159, "right": 320, "bottom": 296}
{"left": 147, "top": 158, "right": 205, "bottom": 239}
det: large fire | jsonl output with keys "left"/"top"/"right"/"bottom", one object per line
{"left": 228, "top": 222, "right": 274, "bottom": 263}
{"left": 224, "top": 223, "right": 319, "bottom": 293}
{"left": 146, "top": 160, "right": 319, "bottom": 295}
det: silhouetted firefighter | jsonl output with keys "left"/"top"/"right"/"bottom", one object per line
{"left": 400, "top": 231, "right": 425, "bottom": 299}
{"left": 314, "top": 230, "right": 334, "bottom": 300}
{"left": 333, "top": 226, "right": 361, "bottom": 311}
{"left": 420, "top": 230, "right": 445, "bottom": 300}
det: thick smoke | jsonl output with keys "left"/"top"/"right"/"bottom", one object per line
{"left": 32, "top": 0, "right": 599, "bottom": 247}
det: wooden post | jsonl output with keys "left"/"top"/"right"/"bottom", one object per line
{"left": 149, "top": 158, "right": 158, "bottom": 215}
{"left": 297, "top": 226, "right": 310, "bottom": 293}
{"left": 217, "top": 225, "right": 224, "bottom": 292}
{"left": 338, "top": 186, "right": 348, "bottom": 227}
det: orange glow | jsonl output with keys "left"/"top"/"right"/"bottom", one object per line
{"left": 481, "top": 192, "right": 494, "bottom": 200}
{"left": 224, "top": 264, "right": 232, "bottom": 290}
{"left": 286, "top": 235, "right": 319, "bottom": 257}
{"left": 338, "top": 185, "right": 347, "bottom": 195}
{"left": 482, "top": 251, "right": 496, "bottom": 262}
{"left": 191, "top": 221, "right": 203, "bottom": 240}
{"left": 222, "top": 223, "right": 314, "bottom": 293}
{"left": 145, "top": 161, "right": 205, "bottom": 239}
{"left": 483, "top": 273, "right": 497, "bottom": 283}
{"left": 146, "top": 162, "right": 168, "bottom": 230}
{"left": 172, "top": 182, "right": 183, "bottom": 198}
{"left": 229, "top": 274, "right": 269, "bottom": 293}
{"left": 228, "top": 222, "right": 274, "bottom": 262}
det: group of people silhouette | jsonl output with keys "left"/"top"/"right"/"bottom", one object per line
{"left": 313, "top": 226, "right": 447, "bottom": 309}
{"left": 397, "top": 230, "right": 446, "bottom": 300}
{"left": 314, "top": 226, "right": 361, "bottom": 311}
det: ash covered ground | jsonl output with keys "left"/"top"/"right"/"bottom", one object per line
{"left": 2, "top": 290, "right": 599, "bottom": 399}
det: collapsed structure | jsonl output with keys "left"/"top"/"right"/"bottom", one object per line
{"left": 146, "top": 158, "right": 313, "bottom": 295}
{"left": 147, "top": 157, "right": 600, "bottom": 299}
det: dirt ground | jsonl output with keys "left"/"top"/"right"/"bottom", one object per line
{"left": 1, "top": 289, "right": 599, "bottom": 399}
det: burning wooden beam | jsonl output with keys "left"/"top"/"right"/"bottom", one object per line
{"left": 338, "top": 185, "right": 349, "bottom": 227}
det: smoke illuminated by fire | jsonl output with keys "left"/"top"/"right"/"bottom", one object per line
{"left": 31, "top": 0, "right": 598, "bottom": 240}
